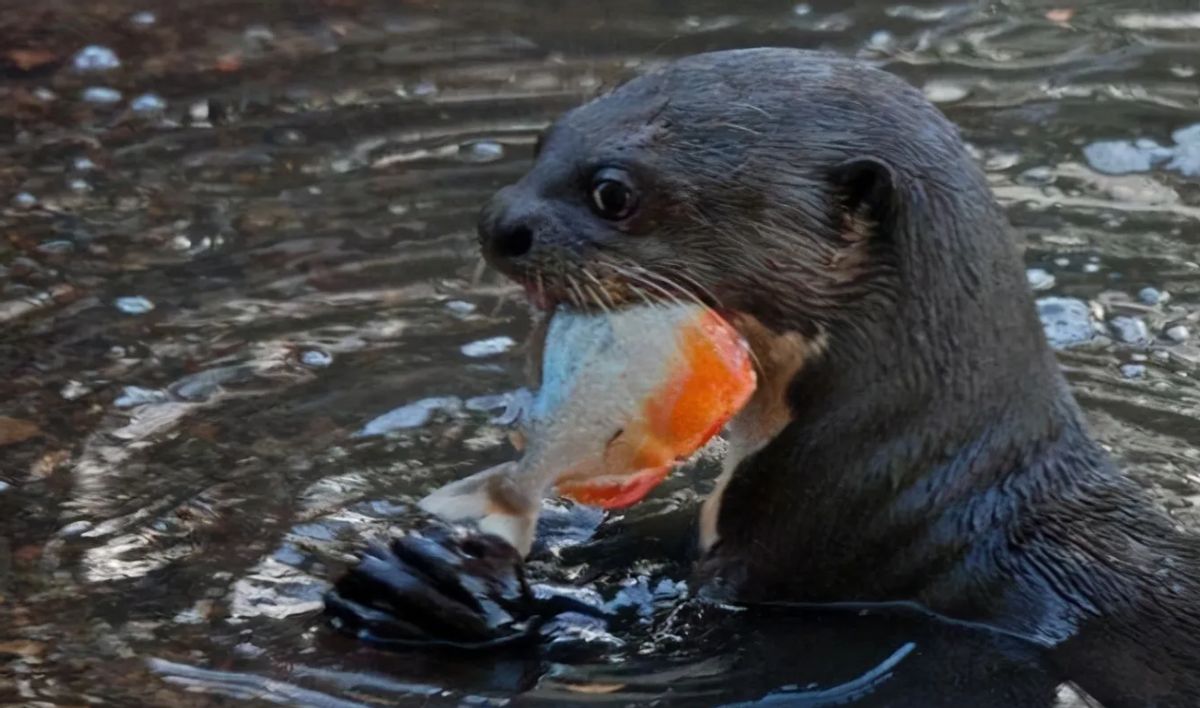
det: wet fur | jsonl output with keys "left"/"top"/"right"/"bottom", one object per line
{"left": 479, "top": 48, "right": 1200, "bottom": 706}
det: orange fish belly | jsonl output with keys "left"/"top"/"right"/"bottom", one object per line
{"left": 557, "top": 309, "right": 756, "bottom": 509}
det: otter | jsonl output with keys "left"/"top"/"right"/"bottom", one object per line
{"left": 325, "top": 48, "right": 1200, "bottom": 707}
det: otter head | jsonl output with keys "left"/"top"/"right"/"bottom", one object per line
{"left": 480, "top": 50, "right": 944, "bottom": 336}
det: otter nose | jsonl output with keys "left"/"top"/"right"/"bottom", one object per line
{"left": 478, "top": 187, "right": 539, "bottom": 262}
{"left": 489, "top": 219, "right": 534, "bottom": 260}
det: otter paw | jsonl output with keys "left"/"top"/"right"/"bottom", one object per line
{"left": 324, "top": 522, "right": 537, "bottom": 650}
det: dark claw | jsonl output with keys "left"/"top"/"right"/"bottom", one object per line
{"left": 324, "top": 520, "right": 609, "bottom": 652}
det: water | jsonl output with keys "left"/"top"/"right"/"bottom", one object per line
{"left": 2, "top": 0, "right": 1200, "bottom": 705}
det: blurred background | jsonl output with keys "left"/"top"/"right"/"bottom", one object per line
{"left": 1, "top": 0, "right": 1200, "bottom": 706}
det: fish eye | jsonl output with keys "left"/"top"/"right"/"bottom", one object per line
{"left": 588, "top": 168, "right": 638, "bottom": 221}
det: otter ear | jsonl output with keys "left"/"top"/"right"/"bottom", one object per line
{"left": 830, "top": 156, "right": 898, "bottom": 239}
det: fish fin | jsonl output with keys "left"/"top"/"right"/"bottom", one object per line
{"left": 418, "top": 461, "right": 535, "bottom": 520}
{"left": 418, "top": 461, "right": 540, "bottom": 557}
{"left": 478, "top": 513, "right": 536, "bottom": 558}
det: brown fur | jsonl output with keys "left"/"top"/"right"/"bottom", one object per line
{"left": 700, "top": 315, "right": 824, "bottom": 551}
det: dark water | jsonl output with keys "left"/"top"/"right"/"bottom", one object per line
{"left": 3, "top": 0, "right": 1200, "bottom": 706}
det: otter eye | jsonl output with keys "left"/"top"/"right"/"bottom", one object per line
{"left": 588, "top": 168, "right": 637, "bottom": 221}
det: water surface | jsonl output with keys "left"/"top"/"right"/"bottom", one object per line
{"left": 2, "top": 0, "right": 1200, "bottom": 706}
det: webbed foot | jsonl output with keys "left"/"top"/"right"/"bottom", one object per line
{"left": 323, "top": 521, "right": 606, "bottom": 652}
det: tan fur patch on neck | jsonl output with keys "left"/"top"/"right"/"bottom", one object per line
{"left": 698, "top": 314, "right": 826, "bottom": 552}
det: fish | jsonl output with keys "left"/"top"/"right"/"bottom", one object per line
{"left": 418, "top": 303, "right": 757, "bottom": 556}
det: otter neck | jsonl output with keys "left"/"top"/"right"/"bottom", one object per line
{"left": 704, "top": 163, "right": 1086, "bottom": 606}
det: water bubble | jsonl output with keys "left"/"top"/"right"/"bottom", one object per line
{"left": 0, "top": 481, "right": 9, "bottom": 494}
{"left": 115, "top": 296, "right": 155, "bottom": 314}
{"left": 82, "top": 87, "right": 123, "bottom": 104}
{"left": 1083, "top": 140, "right": 1165, "bottom": 175}
{"left": 1166, "top": 143, "right": 1200, "bottom": 177}
{"left": 356, "top": 396, "right": 463, "bottom": 436}
{"left": 131, "top": 11, "right": 156, "bottom": 26}
{"left": 300, "top": 350, "right": 333, "bottom": 367}
{"left": 188, "top": 101, "right": 210, "bottom": 122}
{"left": 74, "top": 45, "right": 121, "bottom": 72}
{"left": 37, "top": 240, "right": 74, "bottom": 254}
{"left": 467, "top": 388, "right": 533, "bottom": 425}
{"left": 868, "top": 31, "right": 894, "bottom": 50}
{"left": 413, "top": 82, "right": 438, "bottom": 97}
{"left": 1027, "top": 268, "right": 1056, "bottom": 291}
{"left": 461, "top": 336, "right": 516, "bottom": 357}
{"left": 1138, "top": 287, "right": 1162, "bottom": 305}
{"left": 73, "top": 157, "right": 96, "bottom": 171}
{"left": 446, "top": 300, "right": 476, "bottom": 314}
{"left": 12, "top": 192, "right": 37, "bottom": 209}
{"left": 1021, "top": 166, "right": 1055, "bottom": 184}
{"left": 68, "top": 179, "right": 90, "bottom": 192}
{"left": 1037, "top": 297, "right": 1097, "bottom": 348}
{"left": 1172, "top": 123, "right": 1200, "bottom": 147}
{"left": 58, "top": 520, "right": 93, "bottom": 537}
{"left": 1165, "top": 325, "right": 1191, "bottom": 344}
{"left": 793, "top": 3, "right": 812, "bottom": 15}
{"left": 1083, "top": 262, "right": 1101, "bottom": 274}
{"left": 459, "top": 141, "right": 505, "bottom": 163}
{"left": 131, "top": 93, "right": 166, "bottom": 112}
{"left": 270, "top": 129, "right": 306, "bottom": 146}
{"left": 1120, "top": 364, "right": 1146, "bottom": 379}
{"left": 114, "top": 386, "right": 169, "bottom": 408}
{"left": 1109, "top": 316, "right": 1149, "bottom": 343}
{"left": 243, "top": 26, "right": 276, "bottom": 45}
{"left": 61, "top": 380, "right": 90, "bottom": 400}
{"left": 170, "top": 366, "right": 251, "bottom": 401}
{"left": 922, "top": 81, "right": 969, "bottom": 104}
{"left": 34, "top": 88, "right": 57, "bottom": 102}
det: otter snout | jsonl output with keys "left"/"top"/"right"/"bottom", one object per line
{"left": 478, "top": 185, "right": 537, "bottom": 264}
{"left": 477, "top": 178, "right": 605, "bottom": 287}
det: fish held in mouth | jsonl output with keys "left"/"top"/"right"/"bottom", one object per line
{"left": 418, "top": 303, "right": 758, "bottom": 556}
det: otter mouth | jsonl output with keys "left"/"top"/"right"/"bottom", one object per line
{"left": 509, "top": 264, "right": 720, "bottom": 318}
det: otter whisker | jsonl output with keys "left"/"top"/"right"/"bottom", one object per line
{"left": 580, "top": 268, "right": 619, "bottom": 312}
{"left": 664, "top": 268, "right": 723, "bottom": 309}
{"left": 628, "top": 272, "right": 686, "bottom": 310}
{"left": 627, "top": 284, "right": 655, "bottom": 309}
{"left": 598, "top": 261, "right": 680, "bottom": 309}
{"left": 584, "top": 284, "right": 612, "bottom": 317}
{"left": 565, "top": 273, "right": 590, "bottom": 312}
{"left": 616, "top": 263, "right": 701, "bottom": 311}
{"left": 636, "top": 268, "right": 709, "bottom": 311}
{"left": 537, "top": 270, "right": 548, "bottom": 309}
{"left": 490, "top": 290, "right": 511, "bottom": 318}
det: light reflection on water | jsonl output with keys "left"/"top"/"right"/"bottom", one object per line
{"left": 1, "top": 0, "right": 1200, "bottom": 706}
